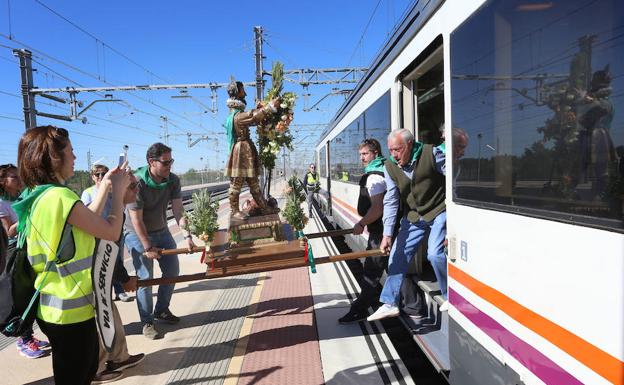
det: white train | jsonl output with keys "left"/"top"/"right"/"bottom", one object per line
{"left": 314, "top": 0, "right": 623, "bottom": 384}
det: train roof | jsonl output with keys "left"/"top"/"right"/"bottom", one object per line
{"left": 316, "top": 0, "right": 443, "bottom": 146}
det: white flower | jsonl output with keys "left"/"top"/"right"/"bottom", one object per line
{"left": 281, "top": 115, "right": 287, "bottom": 121}
{"left": 280, "top": 103, "right": 287, "bottom": 109}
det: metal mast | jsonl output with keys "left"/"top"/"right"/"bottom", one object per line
{"left": 254, "top": 26, "right": 264, "bottom": 102}
{"left": 14, "top": 49, "right": 37, "bottom": 129}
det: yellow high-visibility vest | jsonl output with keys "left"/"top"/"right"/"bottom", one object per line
{"left": 306, "top": 172, "right": 319, "bottom": 186}
{"left": 28, "top": 187, "right": 96, "bottom": 324}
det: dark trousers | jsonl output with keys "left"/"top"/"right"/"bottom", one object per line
{"left": 5, "top": 241, "right": 34, "bottom": 340}
{"left": 351, "top": 233, "right": 389, "bottom": 312}
{"left": 38, "top": 317, "right": 99, "bottom": 385}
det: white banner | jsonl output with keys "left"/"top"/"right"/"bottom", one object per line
{"left": 92, "top": 239, "right": 119, "bottom": 352}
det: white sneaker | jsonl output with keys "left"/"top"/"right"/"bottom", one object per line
{"left": 439, "top": 301, "right": 449, "bottom": 312}
{"left": 366, "top": 304, "right": 400, "bottom": 322}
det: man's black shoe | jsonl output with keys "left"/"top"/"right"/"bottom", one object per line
{"left": 338, "top": 309, "right": 368, "bottom": 324}
{"left": 154, "top": 309, "right": 180, "bottom": 324}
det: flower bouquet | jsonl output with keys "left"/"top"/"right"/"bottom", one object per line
{"left": 183, "top": 189, "right": 219, "bottom": 259}
{"left": 257, "top": 61, "right": 296, "bottom": 171}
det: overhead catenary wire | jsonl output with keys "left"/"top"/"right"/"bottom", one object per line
{"left": 0, "top": 114, "right": 23, "bottom": 121}
{"left": 346, "top": 0, "right": 383, "bottom": 67}
{"left": 33, "top": 0, "right": 173, "bottom": 84}
{"left": 0, "top": 34, "right": 202, "bottom": 134}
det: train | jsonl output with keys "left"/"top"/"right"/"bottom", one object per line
{"left": 313, "top": 0, "right": 623, "bottom": 384}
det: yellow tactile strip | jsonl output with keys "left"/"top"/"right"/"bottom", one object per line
{"left": 223, "top": 272, "right": 267, "bottom": 385}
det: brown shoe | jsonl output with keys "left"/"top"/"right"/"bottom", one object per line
{"left": 92, "top": 370, "right": 123, "bottom": 384}
{"left": 107, "top": 353, "right": 145, "bottom": 372}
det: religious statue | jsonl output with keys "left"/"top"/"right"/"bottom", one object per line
{"left": 225, "top": 78, "right": 280, "bottom": 220}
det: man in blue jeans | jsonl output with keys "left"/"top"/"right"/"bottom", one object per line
{"left": 125, "top": 143, "right": 194, "bottom": 339}
{"left": 367, "top": 128, "right": 447, "bottom": 322}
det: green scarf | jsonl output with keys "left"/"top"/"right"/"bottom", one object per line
{"left": 364, "top": 156, "right": 386, "bottom": 174}
{"left": 225, "top": 109, "right": 242, "bottom": 152}
{"left": 1, "top": 192, "right": 16, "bottom": 202}
{"left": 135, "top": 166, "right": 172, "bottom": 190}
{"left": 438, "top": 142, "right": 446, "bottom": 154}
{"left": 389, "top": 141, "right": 424, "bottom": 166}
{"left": 12, "top": 184, "right": 56, "bottom": 246}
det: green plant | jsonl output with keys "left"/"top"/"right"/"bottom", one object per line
{"left": 282, "top": 175, "right": 308, "bottom": 232}
{"left": 184, "top": 189, "right": 219, "bottom": 242}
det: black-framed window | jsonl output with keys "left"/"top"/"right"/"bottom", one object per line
{"left": 319, "top": 145, "right": 327, "bottom": 178}
{"left": 451, "top": 0, "right": 624, "bottom": 231}
{"left": 330, "top": 116, "right": 363, "bottom": 183}
{"left": 364, "top": 91, "right": 392, "bottom": 155}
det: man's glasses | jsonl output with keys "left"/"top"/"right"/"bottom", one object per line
{"left": 93, "top": 172, "right": 107, "bottom": 178}
{"left": 152, "top": 158, "right": 175, "bottom": 166}
{"left": 128, "top": 181, "right": 139, "bottom": 190}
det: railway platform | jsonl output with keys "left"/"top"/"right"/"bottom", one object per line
{"left": 1, "top": 183, "right": 414, "bottom": 385}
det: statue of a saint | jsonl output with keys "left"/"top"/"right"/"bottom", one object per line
{"left": 225, "top": 79, "right": 280, "bottom": 220}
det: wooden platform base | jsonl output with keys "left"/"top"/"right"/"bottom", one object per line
{"left": 229, "top": 213, "right": 283, "bottom": 243}
{"left": 138, "top": 225, "right": 383, "bottom": 287}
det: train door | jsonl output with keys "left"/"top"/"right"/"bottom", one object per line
{"left": 399, "top": 38, "right": 445, "bottom": 275}
{"left": 400, "top": 41, "right": 445, "bottom": 146}
{"left": 396, "top": 38, "right": 451, "bottom": 374}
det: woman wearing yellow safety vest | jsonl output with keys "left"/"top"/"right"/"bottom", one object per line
{"left": 14, "top": 126, "right": 131, "bottom": 385}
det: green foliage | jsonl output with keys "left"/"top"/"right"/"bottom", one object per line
{"left": 282, "top": 176, "right": 308, "bottom": 232}
{"left": 184, "top": 189, "right": 219, "bottom": 242}
{"left": 283, "top": 194, "right": 307, "bottom": 232}
{"left": 287, "top": 175, "right": 306, "bottom": 203}
{"left": 66, "top": 170, "right": 92, "bottom": 195}
{"left": 266, "top": 62, "right": 283, "bottom": 99}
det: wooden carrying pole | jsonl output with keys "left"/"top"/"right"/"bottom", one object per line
{"left": 157, "top": 228, "right": 355, "bottom": 256}
{"left": 138, "top": 248, "right": 383, "bottom": 287}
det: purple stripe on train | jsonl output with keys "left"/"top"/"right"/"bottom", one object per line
{"left": 449, "top": 288, "right": 583, "bottom": 385}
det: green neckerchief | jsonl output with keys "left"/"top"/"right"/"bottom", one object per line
{"left": 1, "top": 192, "right": 16, "bottom": 202}
{"left": 225, "top": 109, "right": 242, "bottom": 152}
{"left": 364, "top": 156, "right": 386, "bottom": 173}
{"left": 12, "top": 184, "right": 57, "bottom": 246}
{"left": 389, "top": 141, "right": 424, "bottom": 166}
{"left": 135, "top": 166, "right": 172, "bottom": 190}
{"left": 438, "top": 142, "right": 446, "bottom": 154}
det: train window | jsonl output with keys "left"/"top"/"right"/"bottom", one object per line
{"left": 415, "top": 60, "right": 444, "bottom": 145}
{"left": 319, "top": 145, "right": 327, "bottom": 178}
{"left": 330, "top": 115, "right": 364, "bottom": 183}
{"left": 364, "top": 91, "right": 391, "bottom": 153}
{"left": 451, "top": 0, "right": 624, "bottom": 231}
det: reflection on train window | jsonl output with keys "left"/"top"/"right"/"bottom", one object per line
{"left": 451, "top": 0, "right": 623, "bottom": 230}
{"left": 364, "top": 91, "right": 391, "bottom": 152}
{"left": 330, "top": 91, "right": 391, "bottom": 184}
{"left": 416, "top": 61, "right": 444, "bottom": 145}
{"left": 319, "top": 145, "right": 327, "bottom": 178}
{"left": 330, "top": 116, "right": 363, "bottom": 183}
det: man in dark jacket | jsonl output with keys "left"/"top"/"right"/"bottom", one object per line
{"left": 338, "top": 139, "right": 389, "bottom": 323}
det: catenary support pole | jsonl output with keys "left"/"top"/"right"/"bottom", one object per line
{"left": 13, "top": 49, "right": 37, "bottom": 129}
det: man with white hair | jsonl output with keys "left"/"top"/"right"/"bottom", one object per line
{"left": 367, "top": 128, "right": 448, "bottom": 321}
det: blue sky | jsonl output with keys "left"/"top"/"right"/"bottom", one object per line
{"left": 0, "top": 0, "right": 412, "bottom": 173}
